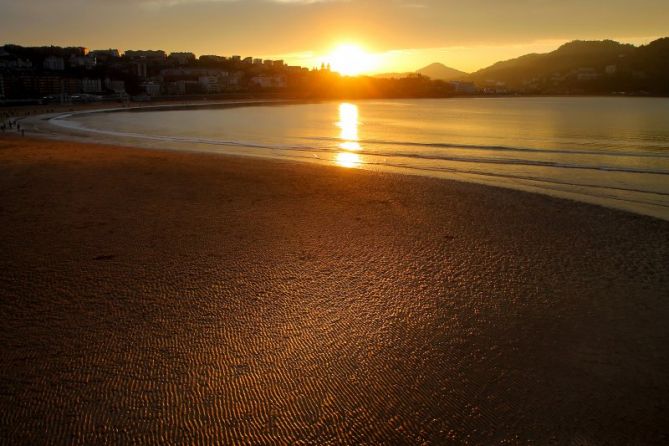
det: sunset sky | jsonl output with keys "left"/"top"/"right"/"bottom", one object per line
{"left": 0, "top": 0, "right": 666, "bottom": 73}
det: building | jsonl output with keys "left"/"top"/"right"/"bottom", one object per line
{"left": 81, "top": 78, "right": 102, "bottom": 93}
{"left": 448, "top": 81, "right": 477, "bottom": 94}
{"left": 104, "top": 78, "right": 126, "bottom": 93}
{"left": 230, "top": 55, "right": 241, "bottom": 62}
{"left": 575, "top": 67, "right": 599, "bottom": 81}
{"left": 253, "top": 58, "right": 263, "bottom": 65}
{"left": 198, "top": 75, "right": 221, "bottom": 93}
{"left": 242, "top": 57, "right": 253, "bottom": 64}
{"left": 168, "top": 52, "right": 196, "bottom": 65}
{"left": 17, "top": 75, "right": 81, "bottom": 96}
{"left": 124, "top": 50, "right": 167, "bottom": 61}
{"left": 161, "top": 67, "right": 207, "bottom": 78}
{"left": 91, "top": 49, "right": 120, "bottom": 59}
{"left": 0, "top": 56, "right": 32, "bottom": 70}
{"left": 231, "top": 71, "right": 245, "bottom": 85}
{"left": 165, "top": 80, "right": 186, "bottom": 95}
{"left": 605, "top": 65, "right": 618, "bottom": 75}
{"left": 273, "top": 60, "right": 285, "bottom": 67}
{"left": 200, "top": 55, "right": 227, "bottom": 64}
{"left": 165, "top": 79, "right": 201, "bottom": 95}
{"left": 133, "top": 62, "right": 148, "bottom": 79}
{"left": 70, "top": 54, "right": 97, "bottom": 69}
{"left": 43, "top": 56, "right": 65, "bottom": 71}
{"left": 141, "top": 81, "right": 162, "bottom": 96}
{"left": 0, "top": 74, "right": 4, "bottom": 99}
{"left": 550, "top": 72, "right": 565, "bottom": 84}
{"left": 249, "top": 75, "right": 286, "bottom": 89}
{"left": 286, "top": 66, "right": 308, "bottom": 74}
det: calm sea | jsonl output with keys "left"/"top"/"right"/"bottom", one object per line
{"left": 52, "top": 97, "right": 669, "bottom": 219}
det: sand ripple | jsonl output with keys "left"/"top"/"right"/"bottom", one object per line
{"left": 1, "top": 138, "right": 668, "bottom": 444}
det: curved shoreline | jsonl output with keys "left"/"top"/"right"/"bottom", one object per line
{"left": 14, "top": 99, "right": 669, "bottom": 221}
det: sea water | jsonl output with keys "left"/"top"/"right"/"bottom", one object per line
{"left": 51, "top": 97, "right": 669, "bottom": 219}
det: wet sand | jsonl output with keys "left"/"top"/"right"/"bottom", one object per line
{"left": 1, "top": 136, "right": 668, "bottom": 445}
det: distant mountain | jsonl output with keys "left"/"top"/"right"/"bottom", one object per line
{"left": 416, "top": 63, "right": 468, "bottom": 81}
{"left": 374, "top": 63, "right": 468, "bottom": 81}
{"left": 468, "top": 38, "right": 669, "bottom": 95}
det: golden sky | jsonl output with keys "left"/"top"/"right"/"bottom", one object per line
{"left": 0, "top": 0, "right": 666, "bottom": 73}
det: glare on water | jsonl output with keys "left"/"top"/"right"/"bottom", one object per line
{"left": 55, "top": 97, "right": 669, "bottom": 220}
{"left": 336, "top": 103, "right": 362, "bottom": 167}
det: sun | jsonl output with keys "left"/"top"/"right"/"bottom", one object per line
{"left": 327, "top": 44, "right": 377, "bottom": 76}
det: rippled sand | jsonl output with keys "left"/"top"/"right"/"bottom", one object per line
{"left": 1, "top": 136, "right": 668, "bottom": 444}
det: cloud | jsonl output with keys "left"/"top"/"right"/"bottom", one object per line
{"left": 134, "top": 0, "right": 344, "bottom": 6}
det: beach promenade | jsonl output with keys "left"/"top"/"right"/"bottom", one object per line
{"left": 1, "top": 136, "right": 668, "bottom": 444}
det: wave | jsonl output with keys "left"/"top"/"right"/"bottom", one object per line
{"left": 49, "top": 115, "right": 669, "bottom": 178}
{"left": 302, "top": 136, "right": 669, "bottom": 159}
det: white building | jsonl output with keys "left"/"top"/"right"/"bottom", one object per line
{"left": 199, "top": 76, "right": 221, "bottom": 93}
{"left": 141, "top": 82, "right": 162, "bottom": 96}
{"left": 449, "top": 81, "right": 477, "bottom": 94}
{"left": 0, "top": 58, "right": 32, "bottom": 69}
{"left": 82, "top": 78, "right": 102, "bottom": 93}
{"left": 575, "top": 67, "right": 599, "bottom": 81}
{"left": 43, "top": 56, "right": 65, "bottom": 71}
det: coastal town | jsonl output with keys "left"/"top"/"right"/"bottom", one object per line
{"left": 1, "top": 37, "right": 667, "bottom": 105}
{"left": 0, "top": 45, "right": 315, "bottom": 104}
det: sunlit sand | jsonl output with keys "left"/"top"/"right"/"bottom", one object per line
{"left": 1, "top": 135, "right": 668, "bottom": 444}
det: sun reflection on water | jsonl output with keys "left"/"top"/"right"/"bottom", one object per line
{"left": 336, "top": 152, "right": 362, "bottom": 168}
{"left": 336, "top": 103, "right": 362, "bottom": 168}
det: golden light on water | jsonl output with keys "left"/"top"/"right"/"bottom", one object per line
{"left": 337, "top": 103, "right": 360, "bottom": 143}
{"left": 336, "top": 152, "right": 362, "bottom": 168}
{"left": 335, "top": 103, "right": 362, "bottom": 168}
{"left": 340, "top": 141, "right": 362, "bottom": 151}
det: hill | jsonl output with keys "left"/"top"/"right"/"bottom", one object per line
{"left": 416, "top": 63, "right": 468, "bottom": 81}
{"left": 469, "top": 38, "right": 669, "bottom": 95}
{"left": 374, "top": 63, "right": 468, "bottom": 81}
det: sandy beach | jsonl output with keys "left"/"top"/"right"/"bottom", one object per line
{"left": 1, "top": 135, "right": 668, "bottom": 444}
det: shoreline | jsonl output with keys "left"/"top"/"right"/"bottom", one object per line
{"left": 12, "top": 98, "right": 669, "bottom": 222}
{"left": 1, "top": 135, "right": 668, "bottom": 443}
